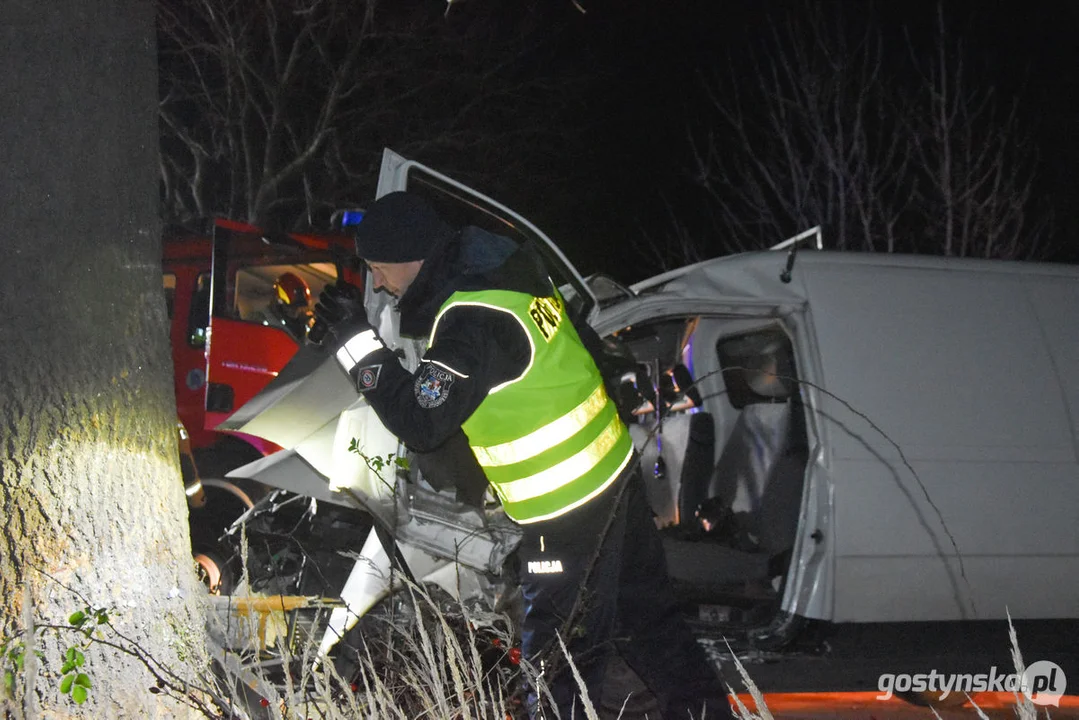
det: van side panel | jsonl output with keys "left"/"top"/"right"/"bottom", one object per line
{"left": 801, "top": 263, "right": 1079, "bottom": 622}
{"left": 1023, "top": 276, "right": 1079, "bottom": 461}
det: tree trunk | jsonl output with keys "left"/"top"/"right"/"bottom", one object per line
{"left": 0, "top": 1, "right": 204, "bottom": 716}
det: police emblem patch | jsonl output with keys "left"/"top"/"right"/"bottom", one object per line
{"left": 357, "top": 364, "right": 382, "bottom": 391}
{"left": 414, "top": 363, "right": 455, "bottom": 408}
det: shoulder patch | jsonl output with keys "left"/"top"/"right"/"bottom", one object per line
{"left": 356, "top": 364, "right": 382, "bottom": 391}
{"left": 414, "top": 363, "right": 456, "bottom": 409}
{"left": 528, "top": 295, "right": 563, "bottom": 341}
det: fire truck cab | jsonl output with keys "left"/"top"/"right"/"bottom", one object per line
{"left": 162, "top": 218, "right": 361, "bottom": 579}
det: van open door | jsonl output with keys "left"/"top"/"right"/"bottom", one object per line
{"left": 373, "top": 148, "right": 599, "bottom": 328}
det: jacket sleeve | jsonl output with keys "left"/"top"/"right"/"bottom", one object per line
{"left": 359, "top": 305, "right": 531, "bottom": 453}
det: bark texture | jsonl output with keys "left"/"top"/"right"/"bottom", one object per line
{"left": 0, "top": 1, "right": 204, "bottom": 716}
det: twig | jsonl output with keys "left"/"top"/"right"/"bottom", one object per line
{"left": 25, "top": 567, "right": 231, "bottom": 718}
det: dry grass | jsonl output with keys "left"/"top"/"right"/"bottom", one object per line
{"left": 3, "top": 573, "right": 1059, "bottom": 720}
{"left": 205, "top": 580, "right": 569, "bottom": 719}
{"left": 191, "top": 532, "right": 1061, "bottom": 720}
{"left": 208, "top": 591, "right": 1059, "bottom": 720}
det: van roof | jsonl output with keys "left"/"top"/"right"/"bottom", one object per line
{"left": 632, "top": 250, "right": 1079, "bottom": 296}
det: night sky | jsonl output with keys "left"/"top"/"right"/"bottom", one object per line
{"left": 158, "top": 1, "right": 1079, "bottom": 282}
{"left": 439, "top": 0, "right": 1079, "bottom": 283}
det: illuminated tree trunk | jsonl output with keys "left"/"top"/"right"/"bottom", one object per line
{"left": 0, "top": 1, "right": 203, "bottom": 716}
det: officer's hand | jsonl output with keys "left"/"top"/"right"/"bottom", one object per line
{"left": 310, "top": 282, "right": 367, "bottom": 346}
{"left": 314, "top": 282, "right": 366, "bottom": 327}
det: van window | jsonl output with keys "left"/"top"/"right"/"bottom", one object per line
{"left": 398, "top": 171, "right": 591, "bottom": 326}
{"left": 717, "top": 328, "right": 797, "bottom": 409}
{"left": 162, "top": 273, "right": 176, "bottom": 320}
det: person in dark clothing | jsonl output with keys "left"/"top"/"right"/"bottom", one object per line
{"left": 269, "top": 271, "right": 315, "bottom": 341}
{"left": 314, "top": 191, "right": 731, "bottom": 719}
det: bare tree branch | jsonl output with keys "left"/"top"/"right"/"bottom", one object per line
{"left": 678, "top": 1, "right": 1054, "bottom": 261}
{"left": 158, "top": 1, "right": 594, "bottom": 230}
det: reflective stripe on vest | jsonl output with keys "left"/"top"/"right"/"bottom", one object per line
{"left": 471, "top": 383, "right": 609, "bottom": 467}
{"left": 429, "top": 287, "right": 633, "bottom": 524}
{"left": 514, "top": 442, "right": 634, "bottom": 525}
{"left": 496, "top": 411, "right": 625, "bottom": 503}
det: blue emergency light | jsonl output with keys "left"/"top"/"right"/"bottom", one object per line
{"left": 339, "top": 210, "right": 365, "bottom": 227}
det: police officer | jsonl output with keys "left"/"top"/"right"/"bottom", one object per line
{"left": 314, "top": 191, "right": 730, "bottom": 719}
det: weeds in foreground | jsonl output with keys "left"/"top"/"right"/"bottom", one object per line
{"left": 2, "top": 568, "right": 1063, "bottom": 720}
{"left": 204, "top": 578, "right": 557, "bottom": 719}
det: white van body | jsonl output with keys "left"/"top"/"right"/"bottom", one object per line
{"left": 595, "top": 250, "right": 1079, "bottom": 625}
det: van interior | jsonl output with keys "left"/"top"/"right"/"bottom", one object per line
{"left": 610, "top": 315, "right": 810, "bottom": 637}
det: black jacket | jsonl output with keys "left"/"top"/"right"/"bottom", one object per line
{"left": 361, "top": 226, "right": 553, "bottom": 454}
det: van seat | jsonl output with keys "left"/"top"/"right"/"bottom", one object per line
{"left": 707, "top": 399, "right": 807, "bottom": 557}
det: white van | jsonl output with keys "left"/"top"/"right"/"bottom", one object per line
{"left": 371, "top": 149, "right": 1079, "bottom": 644}
{"left": 598, "top": 249, "right": 1079, "bottom": 635}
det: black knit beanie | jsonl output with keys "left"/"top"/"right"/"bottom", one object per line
{"left": 353, "top": 191, "right": 455, "bottom": 263}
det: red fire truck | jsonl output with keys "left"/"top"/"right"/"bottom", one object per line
{"left": 162, "top": 218, "right": 361, "bottom": 575}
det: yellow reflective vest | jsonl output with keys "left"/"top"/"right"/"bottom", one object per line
{"left": 428, "top": 288, "right": 634, "bottom": 524}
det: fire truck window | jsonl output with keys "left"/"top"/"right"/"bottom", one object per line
{"left": 232, "top": 263, "right": 336, "bottom": 326}
{"left": 188, "top": 273, "right": 210, "bottom": 349}
{"left": 162, "top": 273, "right": 176, "bottom": 320}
